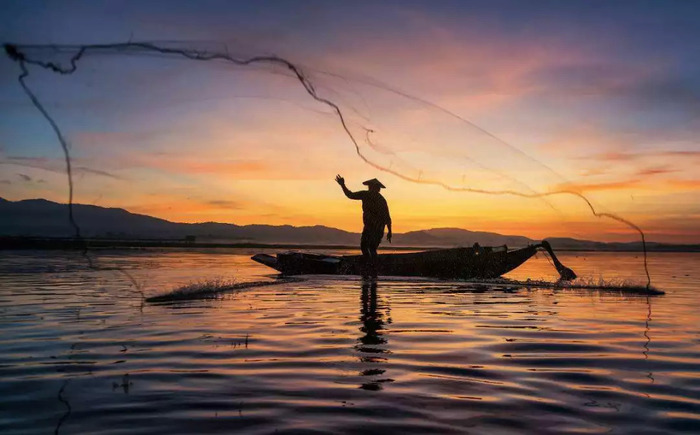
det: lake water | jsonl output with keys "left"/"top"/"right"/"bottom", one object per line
{"left": 1, "top": 249, "right": 699, "bottom": 434}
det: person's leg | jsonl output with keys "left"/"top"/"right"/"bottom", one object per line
{"left": 360, "top": 230, "right": 371, "bottom": 277}
{"left": 368, "top": 230, "right": 382, "bottom": 277}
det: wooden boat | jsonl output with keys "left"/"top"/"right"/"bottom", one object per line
{"left": 251, "top": 241, "right": 576, "bottom": 280}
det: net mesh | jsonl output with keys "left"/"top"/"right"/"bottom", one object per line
{"left": 3, "top": 41, "right": 651, "bottom": 287}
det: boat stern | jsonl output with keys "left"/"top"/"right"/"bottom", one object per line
{"left": 251, "top": 254, "right": 283, "bottom": 272}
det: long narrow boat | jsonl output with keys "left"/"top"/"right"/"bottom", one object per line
{"left": 252, "top": 241, "right": 576, "bottom": 280}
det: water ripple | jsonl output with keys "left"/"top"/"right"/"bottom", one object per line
{"left": 0, "top": 250, "right": 698, "bottom": 433}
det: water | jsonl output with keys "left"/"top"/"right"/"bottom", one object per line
{"left": 1, "top": 249, "right": 699, "bottom": 434}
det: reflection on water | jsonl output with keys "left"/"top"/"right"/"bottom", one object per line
{"left": 357, "top": 280, "right": 394, "bottom": 391}
{"left": 644, "top": 294, "right": 655, "bottom": 385}
{"left": 55, "top": 379, "right": 72, "bottom": 435}
{"left": 0, "top": 249, "right": 699, "bottom": 434}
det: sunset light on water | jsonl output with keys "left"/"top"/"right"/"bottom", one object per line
{"left": 2, "top": 1, "right": 699, "bottom": 433}
{"left": 1, "top": 250, "right": 699, "bottom": 433}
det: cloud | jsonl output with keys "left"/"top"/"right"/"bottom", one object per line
{"left": 553, "top": 179, "right": 643, "bottom": 193}
{"left": 554, "top": 173, "right": 700, "bottom": 193}
{"left": 123, "top": 194, "right": 275, "bottom": 223}
{"left": 205, "top": 199, "right": 245, "bottom": 209}
{"left": 635, "top": 166, "right": 677, "bottom": 177}
{"left": 666, "top": 179, "right": 700, "bottom": 190}
{"left": 0, "top": 179, "right": 11, "bottom": 185}
{"left": 70, "top": 125, "right": 365, "bottom": 181}
{"left": 17, "top": 173, "right": 32, "bottom": 182}
{"left": 178, "top": 160, "right": 269, "bottom": 175}
{"left": 1, "top": 156, "right": 124, "bottom": 180}
{"left": 121, "top": 154, "right": 291, "bottom": 179}
{"left": 75, "top": 167, "right": 123, "bottom": 180}
{"left": 578, "top": 152, "right": 636, "bottom": 162}
{"left": 579, "top": 150, "right": 700, "bottom": 162}
{"left": 611, "top": 76, "right": 700, "bottom": 116}
{"left": 578, "top": 167, "right": 609, "bottom": 177}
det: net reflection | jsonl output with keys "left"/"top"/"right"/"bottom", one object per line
{"left": 356, "top": 280, "right": 394, "bottom": 390}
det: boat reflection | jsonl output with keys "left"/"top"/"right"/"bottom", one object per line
{"left": 356, "top": 280, "right": 394, "bottom": 390}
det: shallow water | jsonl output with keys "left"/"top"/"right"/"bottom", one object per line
{"left": 1, "top": 249, "right": 699, "bottom": 434}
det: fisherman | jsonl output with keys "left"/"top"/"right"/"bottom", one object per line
{"left": 335, "top": 174, "right": 392, "bottom": 277}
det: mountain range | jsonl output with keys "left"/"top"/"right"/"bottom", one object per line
{"left": 1, "top": 197, "right": 697, "bottom": 251}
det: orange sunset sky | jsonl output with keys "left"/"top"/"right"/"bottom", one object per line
{"left": 1, "top": 1, "right": 699, "bottom": 243}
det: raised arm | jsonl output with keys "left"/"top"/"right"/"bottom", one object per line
{"left": 335, "top": 174, "right": 363, "bottom": 200}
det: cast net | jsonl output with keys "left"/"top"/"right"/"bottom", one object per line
{"left": 2, "top": 41, "right": 651, "bottom": 288}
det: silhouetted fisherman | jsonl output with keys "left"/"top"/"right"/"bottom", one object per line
{"left": 335, "top": 175, "right": 392, "bottom": 277}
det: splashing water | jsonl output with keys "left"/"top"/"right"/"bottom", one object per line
{"left": 146, "top": 277, "right": 306, "bottom": 302}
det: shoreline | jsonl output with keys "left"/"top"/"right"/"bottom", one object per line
{"left": 2, "top": 237, "right": 699, "bottom": 253}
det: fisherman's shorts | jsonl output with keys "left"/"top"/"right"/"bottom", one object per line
{"left": 361, "top": 226, "right": 384, "bottom": 253}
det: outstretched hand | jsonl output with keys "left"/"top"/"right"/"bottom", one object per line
{"left": 335, "top": 174, "right": 345, "bottom": 186}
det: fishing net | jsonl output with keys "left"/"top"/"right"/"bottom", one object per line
{"left": 2, "top": 42, "right": 651, "bottom": 287}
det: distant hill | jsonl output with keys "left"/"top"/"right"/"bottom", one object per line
{"left": 1, "top": 197, "right": 698, "bottom": 251}
{"left": 0, "top": 198, "right": 358, "bottom": 245}
{"left": 397, "top": 228, "right": 533, "bottom": 248}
